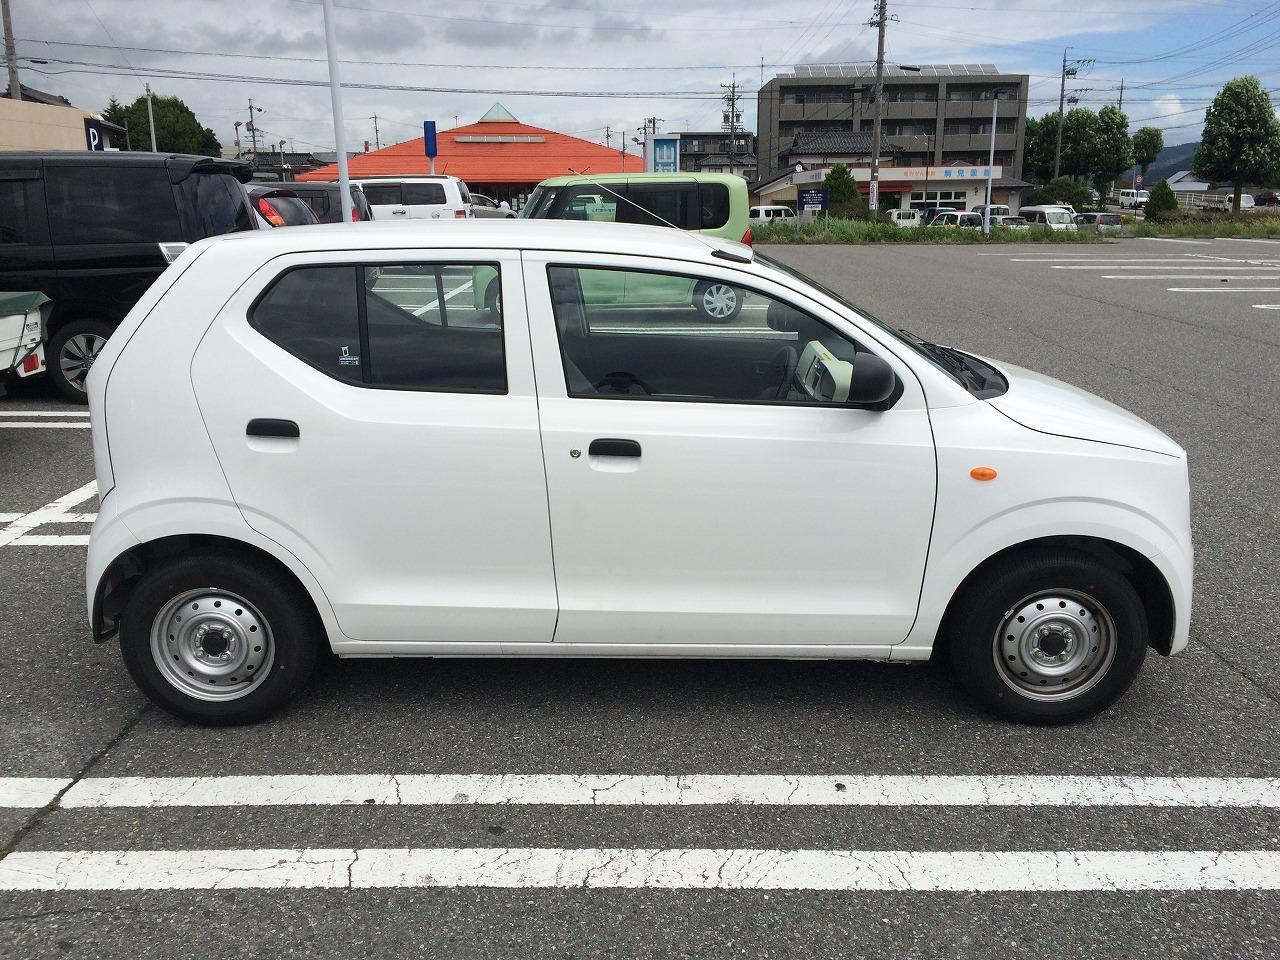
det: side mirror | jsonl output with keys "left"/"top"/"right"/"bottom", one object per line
{"left": 847, "top": 352, "right": 897, "bottom": 406}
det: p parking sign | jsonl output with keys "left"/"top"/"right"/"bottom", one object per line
{"left": 84, "top": 117, "right": 105, "bottom": 151}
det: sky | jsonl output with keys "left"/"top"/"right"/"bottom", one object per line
{"left": 11, "top": 0, "right": 1280, "bottom": 157}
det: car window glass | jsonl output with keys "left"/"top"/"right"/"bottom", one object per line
{"left": 0, "top": 180, "right": 31, "bottom": 244}
{"left": 619, "top": 183, "right": 693, "bottom": 228}
{"left": 403, "top": 182, "right": 447, "bottom": 205}
{"left": 362, "top": 183, "right": 402, "bottom": 205}
{"left": 548, "top": 265, "right": 865, "bottom": 405}
{"left": 457, "top": 182, "right": 472, "bottom": 203}
{"left": 251, "top": 266, "right": 362, "bottom": 384}
{"left": 554, "top": 185, "right": 618, "bottom": 222}
{"left": 699, "top": 184, "right": 730, "bottom": 229}
{"left": 177, "top": 172, "right": 253, "bottom": 237}
{"left": 46, "top": 166, "right": 180, "bottom": 244}
{"left": 300, "top": 193, "right": 331, "bottom": 219}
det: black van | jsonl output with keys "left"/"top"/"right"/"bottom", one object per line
{"left": 0, "top": 152, "right": 254, "bottom": 399}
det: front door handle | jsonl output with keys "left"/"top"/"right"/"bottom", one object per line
{"left": 589, "top": 438, "right": 641, "bottom": 458}
{"left": 247, "top": 418, "right": 299, "bottom": 438}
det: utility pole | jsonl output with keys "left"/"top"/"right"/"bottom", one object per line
{"left": 2, "top": 0, "right": 20, "bottom": 101}
{"left": 123, "top": 118, "right": 130, "bottom": 151}
{"left": 145, "top": 83, "right": 157, "bottom": 151}
{"left": 370, "top": 113, "right": 381, "bottom": 150}
{"left": 1053, "top": 48, "right": 1068, "bottom": 179}
{"left": 982, "top": 94, "right": 997, "bottom": 238}
{"left": 867, "top": 0, "right": 892, "bottom": 214}
{"left": 604, "top": 126, "right": 612, "bottom": 150}
{"left": 1117, "top": 78, "right": 1124, "bottom": 110}
{"left": 721, "top": 74, "right": 742, "bottom": 171}
{"left": 246, "top": 98, "right": 263, "bottom": 167}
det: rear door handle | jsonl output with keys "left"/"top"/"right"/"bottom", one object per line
{"left": 589, "top": 438, "right": 641, "bottom": 458}
{"left": 246, "top": 418, "right": 299, "bottom": 438}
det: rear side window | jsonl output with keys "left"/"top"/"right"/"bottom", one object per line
{"left": 176, "top": 172, "right": 253, "bottom": 238}
{"left": 698, "top": 184, "right": 730, "bottom": 229}
{"left": 362, "top": 183, "right": 402, "bottom": 205}
{"left": 251, "top": 262, "right": 506, "bottom": 394}
{"left": 299, "top": 192, "right": 332, "bottom": 220}
{"left": 620, "top": 183, "right": 695, "bottom": 228}
{"left": 45, "top": 166, "right": 180, "bottom": 245}
{"left": 0, "top": 179, "right": 33, "bottom": 244}
{"left": 403, "top": 182, "right": 447, "bottom": 205}
{"left": 457, "top": 181, "right": 472, "bottom": 203}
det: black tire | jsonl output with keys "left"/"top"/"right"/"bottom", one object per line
{"left": 945, "top": 549, "right": 1148, "bottom": 724}
{"left": 693, "top": 281, "right": 743, "bottom": 323}
{"left": 47, "top": 319, "right": 115, "bottom": 403}
{"left": 484, "top": 277, "right": 501, "bottom": 316}
{"left": 119, "top": 553, "right": 322, "bottom": 725}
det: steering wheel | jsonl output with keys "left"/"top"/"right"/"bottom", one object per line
{"left": 594, "top": 371, "right": 657, "bottom": 395}
{"left": 768, "top": 345, "right": 800, "bottom": 400}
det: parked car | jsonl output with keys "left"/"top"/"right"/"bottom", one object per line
{"left": 279, "top": 181, "right": 373, "bottom": 223}
{"left": 0, "top": 151, "right": 254, "bottom": 400}
{"left": 1200, "top": 192, "right": 1255, "bottom": 211}
{"left": 0, "top": 291, "right": 50, "bottom": 396}
{"left": 989, "top": 215, "right": 1030, "bottom": 231}
{"left": 972, "top": 203, "right": 1010, "bottom": 219}
{"left": 1019, "top": 205, "right": 1078, "bottom": 230}
{"left": 471, "top": 193, "right": 516, "bottom": 219}
{"left": 1075, "top": 212, "right": 1123, "bottom": 234}
{"left": 85, "top": 219, "right": 1191, "bottom": 726}
{"left": 750, "top": 205, "right": 797, "bottom": 225}
{"left": 930, "top": 212, "right": 982, "bottom": 228}
{"left": 1117, "top": 189, "right": 1150, "bottom": 210}
{"left": 243, "top": 185, "right": 320, "bottom": 229}
{"left": 354, "top": 176, "right": 474, "bottom": 220}
{"left": 522, "top": 173, "right": 752, "bottom": 246}
{"left": 1254, "top": 190, "right": 1280, "bottom": 207}
{"left": 921, "top": 207, "right": 958, "bottom": 225}
{"left": 888, "top": 209, "right": 922, "bottom": 228}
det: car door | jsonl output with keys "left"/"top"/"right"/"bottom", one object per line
{"left": 191, "top": 250, "right": 557, "bottom": 647}
{"left": 361, "top": 182, "right": 407, "bottom": 219}
{"left": 523, "top": 253, "right": 937, "bottom": 651}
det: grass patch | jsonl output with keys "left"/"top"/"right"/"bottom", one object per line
{"left": 754, "top": 219, "right": 1107, "bottom": 244}
{"left": 1124, "top": 216, "right": 1280, "bottom": 239}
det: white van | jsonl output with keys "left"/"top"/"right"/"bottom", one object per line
{"left": 888, "top": 209, "right": 922, "bottom": 228}
{"left": 749, "top": 205, "right": 796, "bottom": 224}
{"left": 353, "top": 176, "right": 475, "bottom": 220}
{"left": 1117, "top": 189, "right": 1150, "bottom": 210}
{"left": 1019, "top": 205, "right": 1078, "bottom": 230}
{"left": 972, "top": 203, "right": 1010, "bottom": 219}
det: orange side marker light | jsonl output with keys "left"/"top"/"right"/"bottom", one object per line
{"left": 970, "top": 466, "right": 998, "bottom": 481}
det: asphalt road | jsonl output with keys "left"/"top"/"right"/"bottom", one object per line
{"left": 1, "top": 236, "right": 1277, "bottom": 958}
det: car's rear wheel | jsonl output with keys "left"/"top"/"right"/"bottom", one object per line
{"left": 119, "top": 554, "right": 321, "bottom": 725}
{"left": 946, "top": 550, "right": 1148, "bottom": 724}
{"left": 47, "top": 319, "right": 114, "bottom": 403}
{"left": 693, "top": 281, "right": 743, "bottom": 322}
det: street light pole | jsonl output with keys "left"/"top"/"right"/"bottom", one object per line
{"left": 321, "top": 0, "right": 354, "bottom": 223}
{"left": 983, "top": 94, "right": 997, "bottom": 238}
{"left": 145, "top": 82, "right": 157, "bottom": 151}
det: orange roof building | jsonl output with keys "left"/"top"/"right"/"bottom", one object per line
{"left": 298, "top": 103, "right": 642, "bottom": 202}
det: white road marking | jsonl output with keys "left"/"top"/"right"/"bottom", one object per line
{"left": 1050, "top": 264, "right": 1270, "bottom": 270}
{"left": 0, "top": 774, "right": 1267, "bottom": 809}
{"left": 0, "top": 422, "right": 91, "bottom": 429}
{"left": 2, "top": 848, "right": 1277, "bottom": 892}
{"left": 1144, "top": 237, "right": 1214, "bottom": 245}
{"left": 1254, "top": 304, "right": 1280, "bottom": 310}
{"left": 412, "top": 279, "right": 475, "bottom": 317}
{"left": 1101, "top": 275, "right": 1280, "bottom": 281}
{"left": 0, "top": 481, "right": 97, "bottom": 548}
{"left": 1009, "top": 258, "right": 1203, "bottom": 263}
{"left": 0, "top": 513, "right": 18, "bottom": 523}
{"left": 1222, "top": 237, "right": 1280, "bottom": 244}
{"left": 0, "top": 778, "right": 70, "bottom": 808}
{"left": 0, "top": 410, "right": 90, "bottom": 417}
{"left": 7, "top": 534, "right": 91, "bottom": 546}
{"left": 1167, "top": 287, "right": 1280, "bottom": 293}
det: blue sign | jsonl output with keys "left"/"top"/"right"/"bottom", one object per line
{"left": 423, "top": 121, "right": 438, "bottom": 158}
{"left": 798, "top": 187, "right": 828, "bottom": 211}
{"left": 652, "top": 137, "right": 678, "bottom": 173}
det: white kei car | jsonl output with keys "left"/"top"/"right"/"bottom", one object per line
{"left": 85, "top": 220, "right": 1192, "bottom": 726}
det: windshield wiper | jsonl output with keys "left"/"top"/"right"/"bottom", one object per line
{"left": 898, "top": 328, "right": 972, "bottom": 376}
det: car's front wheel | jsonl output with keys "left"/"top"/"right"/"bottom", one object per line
{"left": 47, "top": 319, "right": 114, "bottom": 402}
{"left": 119, "top": 553, "right": 321, "bottom": 725}
{"left": 693, "top": 281, "right": 743, "bottom": 322}
{"left": 946, "top": 550, "right": 1148, "bottom": 724}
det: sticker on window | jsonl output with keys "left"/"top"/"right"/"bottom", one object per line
{"left": 338, "top": 346, "right": 360, "bottom": 366}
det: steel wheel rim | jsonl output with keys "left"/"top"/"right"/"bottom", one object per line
{"left": 59, "top": 334, "right": 105, "bottom": 391}
{"left": 701, "top": 284, "right": 737, "bottom": 318}
{"left": 150, "top": 589, "right": 275, "bottom": 701}
{"left": 992, "top": 588, "right": 1117, "bottom": 702}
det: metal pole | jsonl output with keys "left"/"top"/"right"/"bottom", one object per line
{"left": 372, "top": 113, "right": 380, "bottom": 151}
{"left": 124, "top": 118, "right": 130, "bottom": 151}
{"left": 868, "top": 0, "right": 888, "bottom": 216}
{"left": 320, "top": 0, "right": 353, "bottom": 222}
{"left": 146, "top": 83, "right": 157, "bottom": 151}
{"left": 2, "top": 0, "right": 20, "bottom": 101}
{"left": 1053, "top": 47, "right": 1067, "bottom": 179}
{"left": 983, "top": 95, "right": 997, "bottom": 237}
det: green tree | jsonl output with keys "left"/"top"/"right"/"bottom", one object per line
{"left": 823, "top": 163, "right": 867, "bottom": 218}
{"left": 1192, "top": 76, "right": 1280, "bottom": 211}
{"left": 1132, "top": 126, "right": 1164, "bottom": 179}
{"left": 1088, "top": 105, "right": 1134, "bottom": 200}
{"left": 102, "top": 93, "right": 221, "bottom": 156}
{"left": 1059, "top": 108, "right": 1099, "bottom": 181}
{"left": 1143, "top": 179, "right": 1178, "bottom": 217}
{"left": 1026, "top": 176, "right": 1094, "bottom": 210}
{"left": 1023, "top": 113, "right": 1058, "bottom": 184}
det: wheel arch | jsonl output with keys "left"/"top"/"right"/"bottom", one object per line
{"left": 933, "top": 535, "right": 1176, "bottom": 658}
{"left": 92, "top": 533, "right": 331, "bottom": 648}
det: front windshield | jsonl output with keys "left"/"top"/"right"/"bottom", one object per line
{"left": 520, "top": 185, "right": 558, "bottom": 218}
{"left": 754, "top": 251, "right": 967, "bottom": 387}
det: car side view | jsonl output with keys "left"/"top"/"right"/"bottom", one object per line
{"left": 86, "top": 220, "right": 1192, "bottom": 727}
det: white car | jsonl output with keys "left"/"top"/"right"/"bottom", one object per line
{"left": 353, "top": 176, "right": 474, "bottom": 220}
{"left": 749, "top": 205, "right": 797, "bottom": 225}
{"left": 471, "top": 193, "right": 516, "bottom": 219}
{"left": 887, "top": 209, "right": 921, "bottom": 228}
{"left": 85, "top": 220, "right": 1192, "bottom": 726}
{"left": 1117, "top": 189, "right": 1150, "bottom": 210}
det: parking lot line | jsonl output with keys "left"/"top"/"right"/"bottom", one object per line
{"left": 0, "top": 774, "right": 1273, "bottom": 809}
{"left": 1051, "top": 265, "right": 1274, "bottom": 270}
{"left": 1144, "top": 238, "right": 1214, "bottom": 245}
{"left": 1101, "top": 275, "right": 1280, "bottom": 280}
{"left": 3, "top": 847, "right": 1277, "bottom": 892}
{"left": 0, "top": 411, "right": 91, "bottom": 417}
{"left": 1167, "top": 287, "right": 1280, "bottom": 293}
{"left": 0, "top": 422, "right": 91, "bottom": 429}
{"left": 0, "top": 481, "right": 97, "bottom": 548}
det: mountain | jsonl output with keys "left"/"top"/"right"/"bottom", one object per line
{"left": 1146, "top": 141, "right": 1198, "bottom": 183}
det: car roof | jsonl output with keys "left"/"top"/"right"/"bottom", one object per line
{"left": 352, "top": 175, "right": 459, "bottom": 183}
{"left": 537, "top": 172, "right": 745, "bottom": 187}
{"left": 195, "top": 218, "right": 752, "bottom": 263}
{"left": 0, "top": 150, "right": 252, "bottom": 181}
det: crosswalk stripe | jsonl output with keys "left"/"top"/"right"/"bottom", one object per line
{"left": 2, "top": 848, "right": 1277, "bottom": 892}
{"left": 1, "top": 775, "right": 1275, "bottom": 809}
